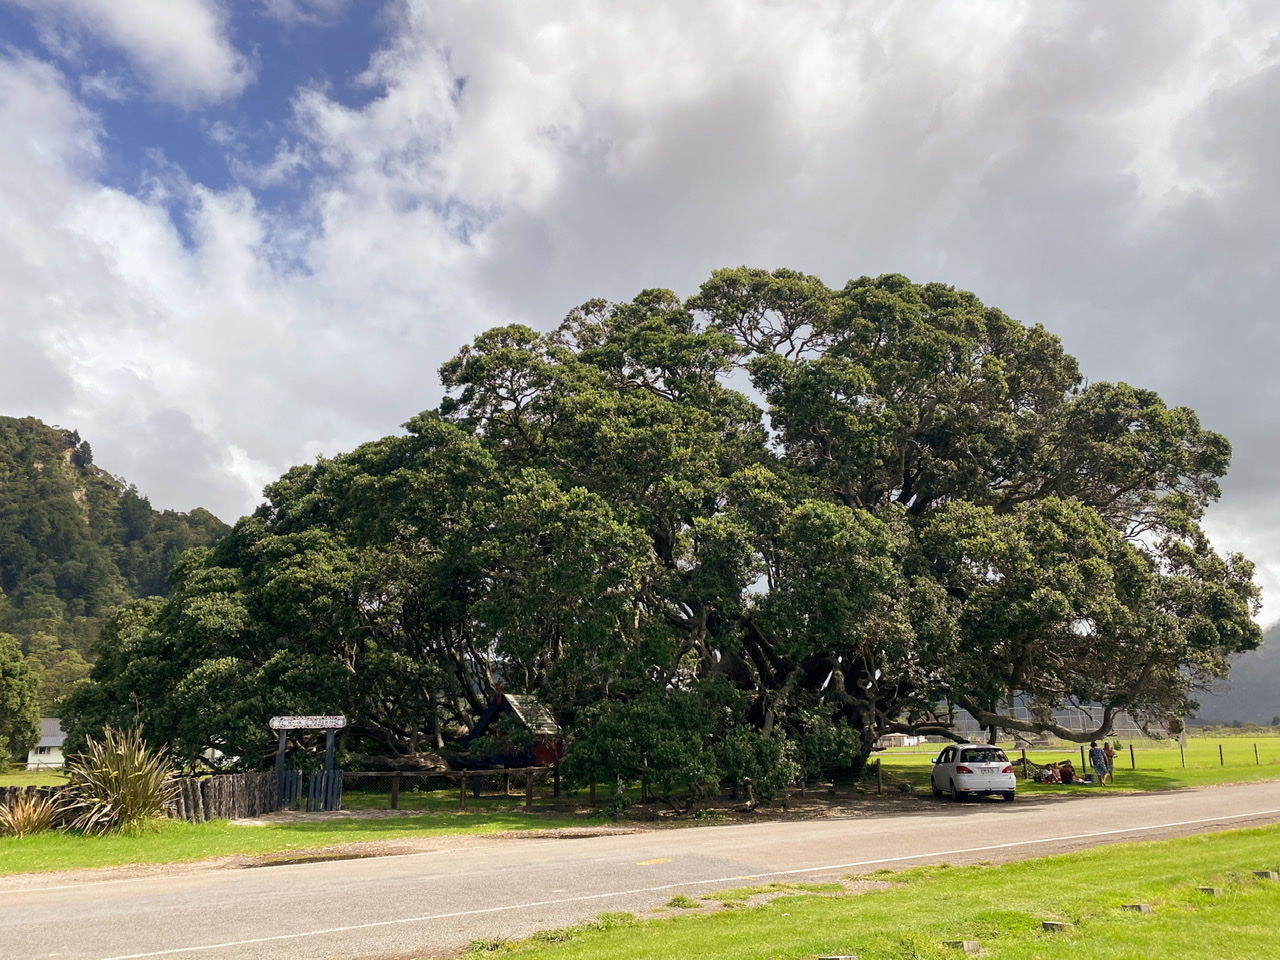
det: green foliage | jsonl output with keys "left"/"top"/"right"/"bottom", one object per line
{"left": 62, "top": 726, "right": 177, "bottom": 835}
{"left": 714, "top": 722, "right": 798, "bottom": 802}
{"left": 0, "top": 632, "right": 40, "bottom": 761}
{"left": 65, "top": 269, "right": 1262, "bottom": 791}
{"left": 792, "top": 707, "right": 862, "bottom": 782}
{"left": 563, "top": 690, "right": 722, "bottom": 811}
{"left": 467, "top": 714, "right": 536, "bottom": 763}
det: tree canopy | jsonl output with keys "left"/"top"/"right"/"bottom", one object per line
{"left": 0, "top": 631, "right": 40, "bottom": 761}
{"left": 64, "top": 270, "right": 1261, "bottom": 786}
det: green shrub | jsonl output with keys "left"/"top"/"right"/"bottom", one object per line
{"left": 62, "top": 726, "right": 177, "bottom": 835}
{"left": 0, "top": 790, "right": 62, "bottom": 837}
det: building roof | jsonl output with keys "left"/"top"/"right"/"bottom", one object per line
{"left": 36, "top": 718, "right": 65, "bottom": 749}
{"left": 503, "top": 694, "right": 562, "bottom": 738}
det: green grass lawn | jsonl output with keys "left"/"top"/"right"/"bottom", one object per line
{"left": 0, "top": 810, "right": 559, "bottom": 876}
{"left": 461, "top": 824, "right": 1280, "bottom": 960}
{"left": 0, "top": 771, "right": 67, "bottom": 788}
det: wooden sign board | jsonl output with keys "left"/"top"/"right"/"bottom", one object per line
{"left": 269, "top": 715, "right": 347, "bottom": 730}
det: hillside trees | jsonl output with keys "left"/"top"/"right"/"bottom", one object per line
{"left": 65, "top": 270, "right": 1260, "bottom": 782}
{"left": 0, "top": 632, "right": 40, "bottom": 762}
{"left": 0, "top": 417, "right": 229, "bottom": 712}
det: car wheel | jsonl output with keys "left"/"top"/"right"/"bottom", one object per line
{"left": 950, "top": 779, "right": 964, "bottom": 802}
{"left": 1001, "top": 791, "right": 1016, "bottom": 802}
{"left": 931, "top": 781, "right": 943, "bottom": 798}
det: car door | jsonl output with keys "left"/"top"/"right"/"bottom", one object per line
{"left": 932, "top": 746, "right": 955, "bottom": 791}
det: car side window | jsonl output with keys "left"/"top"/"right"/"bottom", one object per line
{"left": 940, "top": 747, "right": 954, "bottom": 764}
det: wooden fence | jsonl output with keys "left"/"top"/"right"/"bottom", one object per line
{"left": 169, "top": 772, "right": 279, "bottom": 822}
{"left": 2, "top": 775, "right": 280, "bottom": 825}
{"left": 343, "top": 767, "right": 553, "bottom": 811}
{"left": 0, "top": 784, "right": 66, "bottom": 809}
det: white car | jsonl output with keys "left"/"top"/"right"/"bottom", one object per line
{"left": 930, "top": 743, "right": 1017, "bottom": 802}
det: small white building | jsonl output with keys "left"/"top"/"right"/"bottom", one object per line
{"left": 876, "top": 733, "right": 925, "bottom": 749}
{"left": 26, "top": 719, "right": 66, "bottom": 770}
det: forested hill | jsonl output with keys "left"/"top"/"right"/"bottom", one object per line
{"left": 0, "top": 416, "right": 228, "bottom": 708}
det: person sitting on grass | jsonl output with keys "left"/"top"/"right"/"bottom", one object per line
{"left": 1059, "top": 760, "right": 1079, "bottom": 784}
{"left": 1039, "top": 762, "right": 1062, "bottom": 784}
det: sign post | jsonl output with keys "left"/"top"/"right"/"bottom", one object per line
{"left": 269, "top": 716, "right": 347, "bottom": 810}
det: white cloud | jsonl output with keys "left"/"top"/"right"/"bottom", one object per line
{"left": 77, "top": 69, "right": 130, "bottom": 101}
{"left": 3, "top": 0, "right": 252, "bottom": 105}
{"left": 3, "top": 0, "right": 1280, "bottom": 621}
{"left": 0, "top": 46, "right": 486, "bottom": 519}
{"left": 259, "top": 0, "right": 351, "bottom": 26}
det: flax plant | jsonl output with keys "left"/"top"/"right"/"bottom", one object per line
{"left": 63, "top": 726, "right": 177, "bottom": 835}
{"left": 0, "top": 790, "right": 61, "bottom": 837}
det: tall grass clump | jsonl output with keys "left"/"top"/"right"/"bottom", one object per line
{"left": 0, "top": 790, "right": 62, "bottom": 837}
{"left": 63, "top": 726, "right": 177, "bottom": 835}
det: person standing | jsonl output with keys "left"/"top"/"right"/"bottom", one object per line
{"left": 1103, "top": 740, "right": 1117, "bottom": 785}
{"left": 1089, "top": 740, "right": 1108, "bottom": 784}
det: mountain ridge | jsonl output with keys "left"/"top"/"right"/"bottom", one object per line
{"left": 1192, "top": 621, "right": 1280, "bottom": 725}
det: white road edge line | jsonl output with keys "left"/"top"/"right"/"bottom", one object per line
{"left": 93, "top": 807, "right": 1280, "bottom": 960}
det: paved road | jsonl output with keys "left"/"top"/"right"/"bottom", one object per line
{"left": 4, "top": 782, "right": 1280, "bottom": 960}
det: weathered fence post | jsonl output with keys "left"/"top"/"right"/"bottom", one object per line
{"left": 1256, "top": 743, "right": 1261, "bottom": 765}
{"left": 275, "top": 729, "right": 287, "bottom": 807}
{"left": 525, "top": 770, "right": 534, "bottom": 812}
{"left": 1219, "top": 744, "right": 1225, "bottom": 767}
{"left": 390, "top": 772, "right": 401, "bottom": 810}
{"left": 1129, "top": 744, "right": 1136, "bottom": 770}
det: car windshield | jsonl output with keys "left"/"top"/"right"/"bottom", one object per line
{"left": 960, "top": 748, "right": 1007, "bottom": 763}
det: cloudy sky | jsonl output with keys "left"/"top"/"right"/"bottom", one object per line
{"left": 1, "top": 1, "right": 1277, "bottom": 618}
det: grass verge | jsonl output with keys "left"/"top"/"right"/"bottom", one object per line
{"left": 0, "top": 811, "right": 557, "bottom": 876}
{"left": 461, "top": 824, "right": 1280, "bottom": 959}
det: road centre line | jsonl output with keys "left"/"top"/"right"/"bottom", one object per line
{"left": 94, "top": 807, "right": 1280, "bottom": 960}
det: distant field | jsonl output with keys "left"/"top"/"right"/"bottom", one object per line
{"left": 0, "top": 771, "right": 66, "bottom": 788}
{"left": 877, "top": 735, "right": 1280, "bottom": 794}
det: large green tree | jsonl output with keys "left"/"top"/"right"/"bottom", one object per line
{"left": 66, "top": 270, "right": 1261, "bottom": 784}
{"left": 0, "top": 632, "right": 40, "bottom": 762}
